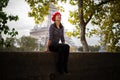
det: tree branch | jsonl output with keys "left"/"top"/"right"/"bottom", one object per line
{"left": 78, "top": 0, "right": 85, "bottom": 26}
{"left": 85, "top": 0, "right": 112, "bottom": 25}
{"left": 85, "top": 13, "right": 93, "bottom": 26}
{"left": 97, "top": 0, "right": 111, "bottom": 7}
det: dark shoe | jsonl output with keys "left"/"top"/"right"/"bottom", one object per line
{"left": 57, "top": 69, "right": 64, "bottom": 75}
{"left": 49, "top": 73, "right": 55, "bottom": 80}
{"left": 64, "top": 69, "right": 69, "bottom": 74}
{"left": 63, "top": 66, "right": 69, "bottom": 73}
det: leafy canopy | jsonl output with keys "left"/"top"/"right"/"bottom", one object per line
{"left": 0, "top": 0, "right": 19, "bottom": 48}
{"left": 68, "top": 0, "right": 120, "bottom": 52}
{"left": 25, "top": 0, "right": 66, "bottom": 24}
{"left": 17, "top": 36, "right": 37, "bottom": 51}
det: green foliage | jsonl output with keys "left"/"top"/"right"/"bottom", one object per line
{"left": 26, "top": 0, "right": 50, "bottom": 24}
{"left": 0, "top": 0, "right": 9, "bottom": 10}
{"left": 66, "top": 25, "right": 80, "bottom": 38}
{"left": 67, "top": 0, "right": 97, "bottom": 40}
{"left": 17, "top": 36, "right": 37, "bottom": 51}
{"left": 25, "top": 0, "right": 66, "bottom": 24}
{"left": 69, "top": 0, "right": 77, "bottom": 5}
{"left": 91, "top": 0, "right": 120, "bottom": 52}
{"left": 68, "top": 0, "right": 120, "bottom": 52}
{"left": 0, "top": 37, "right": 19, "bottom": 51}
{"left": 0, "top": 0, "right": 19, "bottom": 48}
{"left": 0, "top": 36, "right": 46, "bottom": 51}
{"left": 78, "top": 45, "right": 100, "bottom": 52}
{"left": 4, "top": 37, "right": 15, "bottom": 47}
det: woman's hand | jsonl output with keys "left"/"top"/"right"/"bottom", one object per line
{"left": 62, "top": 41, "right": 65, "bottom": 44}
{"left": 45, "top": 40, "right": 51, "bottom": 53}
{"left": 45, "top": 47, "right": 50, "bottom": 53}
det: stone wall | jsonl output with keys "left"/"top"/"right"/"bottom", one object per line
{"left": 0, "top": 52, "right": 120, "bottom": 80}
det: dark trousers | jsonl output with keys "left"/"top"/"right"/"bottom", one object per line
{"left": 49, "top": 44, "right": 70, "bottom": 74}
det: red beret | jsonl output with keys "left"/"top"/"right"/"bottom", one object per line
{"left": 52, "top": 11, "right": 61, "bottom": 21}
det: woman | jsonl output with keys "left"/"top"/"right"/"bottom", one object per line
{"left": 46, "top": 11, "right": 70, "bottom": 74}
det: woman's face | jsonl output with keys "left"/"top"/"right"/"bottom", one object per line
{"left": 55, "top": 14, "right": 61, "bottom": 21}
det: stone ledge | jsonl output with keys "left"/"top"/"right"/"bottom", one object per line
{"left": 0, "top": 52, "right": 120, "bottom": 80}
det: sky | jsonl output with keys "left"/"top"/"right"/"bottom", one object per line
{"left": 3, "top": 0, "right": 100, "bottom": 47}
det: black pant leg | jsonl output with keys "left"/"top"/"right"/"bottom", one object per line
{"left": 49, "top": 44, "right": 70, "bottom": 74}
{"left": 49, "top": 44, "right": 64, "bottom": 74}
{"left": 62, "top": 44, "right": 70, "bottom": 73}
{"left": 57, "top": 44, "right": 65, "bottom": 73}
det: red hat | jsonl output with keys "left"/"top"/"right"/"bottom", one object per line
{"left": 52, "top": 11, "right": 61, "bottom": 21}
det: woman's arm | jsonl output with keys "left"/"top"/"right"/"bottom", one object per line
{"left": 45, "top": 24, "right": 53, "bottom": 52}
{"left": 45, "top": 40, "right": 51, "bottom": 52}
{"left": 61, "top": 27, "right": 65, "bottom": 44}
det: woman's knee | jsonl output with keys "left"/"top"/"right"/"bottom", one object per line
{"left": 65, "top": 44, "right": 70, "bottom": 49}
{"left": 63, "top": 44, "right": 70, "bottom": 51}
{"left": 58, "top": 44, "right": 70, "bottom": 50}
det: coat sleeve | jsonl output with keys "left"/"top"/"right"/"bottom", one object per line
{"left": 49, "top": 24, "right": 53, "bottom": 41}
{"left": 61, "top": 28, "right": 65, "bottom": 43}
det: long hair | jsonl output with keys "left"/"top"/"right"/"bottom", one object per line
{"left": 53, "top": 23, "right": 63, "bottom": 29}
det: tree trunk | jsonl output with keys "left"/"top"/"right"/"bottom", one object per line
{"left": 78, "top": 0, "right": 89, "bottom": 52}
{"left": 80, "top": 23, "right": 89, "bottom": 51}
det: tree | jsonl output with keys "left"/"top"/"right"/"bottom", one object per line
{"left": 25, "top": 0, "right": 65, "bottom": 24}
{"left": 88, "top": 0, "right": 120, "bottom": 52}
{"left": 0, "top": 37, "right": 18, "bottom": 51}
{"left": 0, "top": 0, "right": 19, "bottom": 48}
{"left": 17, "top": 36, "right": 37, "bottom": 51}
{"left": 25, "top": 0, "right": 118, "bottom": 52}
{"left": 67, "top": 0, "right": 117, "bottom": 52}
{"left": 4, "top": 37, "right": 16, "bottom": 47}
{"left": 67, "top": 0, "right": 119, "bottom": 52}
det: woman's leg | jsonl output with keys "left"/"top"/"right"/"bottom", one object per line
{"left": 57, "top": 44, "right": 65, "bottom": 74}
{"left": 57, "top": 44, "right": 70, "bottom": 73}
{"left": 62, "top": 44, "right": 70, "bottom": 73}
{"left": 49, "top": 44, "right": 64, "bottom": 74}
{"left": 49, "top": 44, "right": 70, "bottom": 74}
